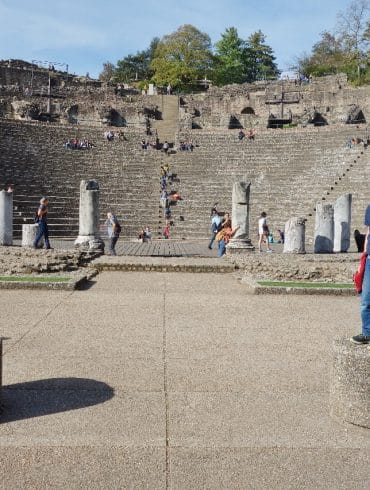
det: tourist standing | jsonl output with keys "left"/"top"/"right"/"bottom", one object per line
{"left": 216, "top": 223, "right": 240, "bottom": 257}
{"left": 33, "top": 198, "right": 52, "bottom": 249}
{"left": 208, "top": 209, "right": 222, "bottom": 250}
{"left": 105, "top": 212, "right": 121, "bottom": 256}
{"left": 258, "top": 212, "right": 272, "bottom": 252}
{"left": 351, "top": 205, "right": 370, "bottom": 344}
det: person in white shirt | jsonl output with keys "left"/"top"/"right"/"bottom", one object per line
{"left": 258, "top": 211, "right": 272, "bottom": 252}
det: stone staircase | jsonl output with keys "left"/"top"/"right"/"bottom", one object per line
{"left": 152, "top": 95, "right": 179, "bottom": 143}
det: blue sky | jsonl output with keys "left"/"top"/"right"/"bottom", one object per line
{"left": 0, "top": 0, "right": 354, "bottom": 77}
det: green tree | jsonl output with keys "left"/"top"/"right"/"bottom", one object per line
{"left": 115, "top": 37, "right": 160, "bottom": 83}
{"left": 244, "top": 30, "right": 280, "bottom": 82}
{"left": 213, "top": 27, "right": 248, "bottom": 85}
{"left": 295, "top": 0, "right": 370, "bottom": 83}
{"left": 150, "top": 25, "right": 213, "bottom": 90}
{"left": 297, "top": 31, "right": 348, "bottom": 77}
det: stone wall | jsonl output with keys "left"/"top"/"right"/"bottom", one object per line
{"left": 1, "top": 61, "right": 370, "bottom": 130}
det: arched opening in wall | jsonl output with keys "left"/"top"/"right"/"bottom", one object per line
{"left": 309, "top": 112, "right": 328, "bottom": 126}
{"left": 346, "top": 107, "right": 366, "bottom": 124}
{"left": 228, "top": 115, "right": 243, "bottom": 129}
{"left": 241, "top": 107, "right": 255, "bottom": 114}
{"left": 67, "top": 105, "right": 78, "bottom": 124}
{"left": 110, "top": 109, "right": 126, "bottom": 127}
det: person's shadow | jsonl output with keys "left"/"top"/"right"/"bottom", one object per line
{"left": 0, "top": 377, "right": 114, "bottom": 423}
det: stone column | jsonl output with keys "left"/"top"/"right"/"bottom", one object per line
{"left": 0, "top": 191, "right": 13, "bottom": 246}
{"left": 283, "top": 217, "right": 306, "bottom": 253}
{"left": 226, "top": 181, "right": 254, "bottom": 254}
{"left": 334, "top": 193, "right": 352, "bottom": 253}
{"left": 330, "top": 338, "right": 370, "bottom": 428}
{"left": 22, "top": 224, "right": 43, "bottom": 247}
{"left": 314, "top": 203, "right": 334, "bottom": 253}
{"left": 75, "top": 180, "right": 104, "bottom": 250}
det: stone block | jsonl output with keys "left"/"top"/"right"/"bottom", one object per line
{"left": 283, "top": 217, "right": 306, "bottom": 254}
{"left": 314, "top": 203, "right": 334, "bottom": 253}
{"left": 0, "top": 190, "right": 13, "bottom": 245}
{"left": 333, "top": 193, "right": 352, "bottom": 253}
{"left": 330, "top": 338, "right": 370, "bottom": 428}
{"left": 22, "top": 224, "right": 43, "bottom": 248}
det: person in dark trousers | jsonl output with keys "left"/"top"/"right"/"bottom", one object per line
{"left": 105, "top": 212, "right": 121, "bottom": 256}
{"left": 33, "top": 197, "right": 52, "bottom": 249}
{"left": 354, "top": 229, "right": 365, "bottom": 253}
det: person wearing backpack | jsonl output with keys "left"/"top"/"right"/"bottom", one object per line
{"left": 33, "top": 197, "right": 52, "bottom": 249}
{"left": 105, "top": 212, "right": 121, "bottom": 256}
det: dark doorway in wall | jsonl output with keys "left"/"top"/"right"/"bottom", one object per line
{"left": 309, "top": 112, "right": 328, "bottom": 126}
{"left": 347, "top": 107, "right": 366, "bottom": 124}
{"left": 228, "top": 115, "right": 243, "bottom": 129}
{"left": 110, "top": 109, "right": 126, "bottom": 127}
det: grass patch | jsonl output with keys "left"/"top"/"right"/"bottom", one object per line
{"left": 0, "top": 276, "right": 71, "bottom": 283}
{"left": 257, "top": 281, "right": 353, "bottom": 289}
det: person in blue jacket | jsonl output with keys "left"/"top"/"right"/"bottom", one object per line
{"left": 351, "top": 205, "right": 370, "bottom": 344}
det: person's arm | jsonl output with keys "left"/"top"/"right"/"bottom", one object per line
{"left": 37, "top": 205, "right": 47, "bottom": 218}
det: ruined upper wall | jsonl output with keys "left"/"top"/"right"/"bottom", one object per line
{"left": 179, "top": 74, "right": 369, "bottom": 129}
{"left": 0, "top": 60, "right": 369, "bottom": 130}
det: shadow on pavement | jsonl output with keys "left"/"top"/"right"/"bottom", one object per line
{"left": 0, "top": 377, "right": 114, "bottom": 423}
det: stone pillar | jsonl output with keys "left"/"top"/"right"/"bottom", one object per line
{"left": 22, "top": 224, "right": 44, "bottom": 247}
{"left": 226, "top": 181, "right": 254, "bottom": 254}
{"left": 330, "top": 338, "right": 370, "bottom": 428}
{"left": 283, "top": 217, "right": 306, "bottom": 253}
{"left": 334, "top": 193, "right": 352, "bottom": 253}
{"left": 75, "top": 180, "right": 104, "bottom": 250}
{"left": 314, "top": 203, "right": 334, "bottom": 253}
{"left": 0, "top": 191, "right": 13, "bottom": 246}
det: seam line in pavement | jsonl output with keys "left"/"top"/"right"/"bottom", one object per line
{"left": 3, "top": 291, "right": 75, "bottom": 355}
{"left": 162, "top": 275, "right": 170, "bottom": 489}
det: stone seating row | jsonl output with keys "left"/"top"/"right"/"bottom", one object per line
{"left": 0, "top": 119, "right": 368, "bottom": 240}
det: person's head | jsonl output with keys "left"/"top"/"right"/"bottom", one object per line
{"left": 40, "top": 197, "right": 48, "bottom": 205}
{"left": 107, "top": 212, "right": 114, "bottom": 220}
{"left": 354, "top": 229, "right": 360, "bottom": 237}
{"left": 260, "top": 211, "right": 267, "bottom": 218}
{"left": 224, "top": 212, "right": 230, "bottom": 220}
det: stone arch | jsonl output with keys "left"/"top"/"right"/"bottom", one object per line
{"left": 241, "top": 106, "right": 255, "bottom": 115}
{"left": 346, "top": 106, "right": 366, "bottom": 124}
{"left": 309, "top": 112, "right": 328, "bottom": 126}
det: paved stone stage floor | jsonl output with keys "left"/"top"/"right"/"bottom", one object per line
{"left": 52, "top": 238, "right": 221, "bottom": 257}
{"left": 0, "top": 268, "right": 369, "bottom": 489}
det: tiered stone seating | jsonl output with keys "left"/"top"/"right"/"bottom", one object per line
{"left": 0, "top": 120, "right": 368, "bottom": 242}
{"left": 0, "top": 120, "right": 165, "bottom": 238}
{"left": 167, "top": 126, "right": 368, "bottom": 241}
